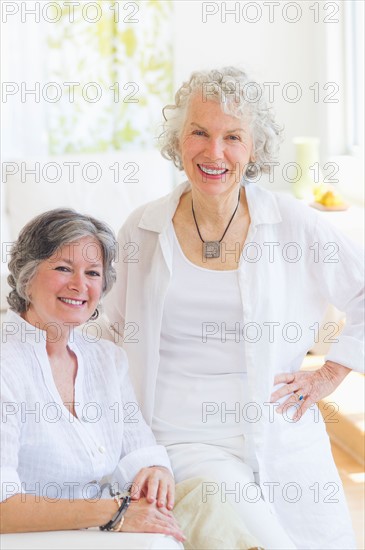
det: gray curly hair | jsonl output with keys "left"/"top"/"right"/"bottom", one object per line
{"left": 7, "top": 208, "right": 117, "bottom": 315}
{"left": 159, "top": 67, "right": 283, "bottom": 178}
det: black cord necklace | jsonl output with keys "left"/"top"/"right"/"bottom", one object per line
{"left": 191, "top": 189, "right": 241, "bottom": 259}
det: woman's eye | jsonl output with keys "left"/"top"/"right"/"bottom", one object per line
{"left": 227, "top": 135, "right": 240, "bottom": 141}
{"left": 192, "top": 130, "right": 207, "bottom": 137}
{"left": 55, "top": 266, "right": 70, "bottom": 272}
{"left": 87, "top": 271, "right": 101, "bottom": 277}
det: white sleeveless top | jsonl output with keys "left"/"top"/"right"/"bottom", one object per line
{"left": 152, "top": 223, "right": 250, "bottom": 445}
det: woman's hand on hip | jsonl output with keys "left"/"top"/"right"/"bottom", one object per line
{"left": 270, "top": 360, "right": 351, "bottom": 421}
{"left": 131, "top": 466, "right": 175, "bottom": 510}
{"left": 122, "top": 498, "right": 186, "bottom": 542}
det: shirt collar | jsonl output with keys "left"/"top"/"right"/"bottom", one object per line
{"left": 138, "top": 181, "right": 190, "bottom": 233}
{"left": 3, "top": 309, "right": 78, "bottom": 350}
{"left": 245, "top": 180, "right": 282, "bottom": 226}
{"left": 137, "top": 179, "right": 282, "bottom": 234}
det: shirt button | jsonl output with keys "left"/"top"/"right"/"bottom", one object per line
{"left": 98, "top": 445, "right": 106, "bottom": 454}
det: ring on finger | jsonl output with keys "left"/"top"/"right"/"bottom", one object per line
{"left": 294, "top": 392, "right": 305, "bottom": 401}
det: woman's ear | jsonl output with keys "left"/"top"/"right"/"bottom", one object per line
{"left": 24, "top": 280, "right": 33, "bottom": 305}
{"left": 176, "top": 138, "right": 181, "bottom": 156}
{"left": 174, "top": 136, "right": 184, "bottom": 170}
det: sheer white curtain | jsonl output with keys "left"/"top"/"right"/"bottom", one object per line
{"left": 1, "top": 1, "right": 174, "bottom": 283}
{"left": 2, "top": 1, "right": 172, "bottom": 158}
{"left": 2, "top": 14, "right": 49, "bottom": 159}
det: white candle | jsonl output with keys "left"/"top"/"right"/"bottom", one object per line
{"left": 292, "top": 137, "right": 320, "bottom": 200}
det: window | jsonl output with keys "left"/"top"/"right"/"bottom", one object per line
{"left": 344, "top": 0, "right": 364, "bottom": 154}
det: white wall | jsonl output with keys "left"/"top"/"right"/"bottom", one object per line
{"left": 172, "top": 0, "right": 335, "bottom": 190}
{"left": 1, "top": 0, "right": 357, "bottom": 243}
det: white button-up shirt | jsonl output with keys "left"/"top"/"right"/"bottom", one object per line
{"left": 105, "top": 180, "right": 363, "bottom": 550}
{"left": 1, "top": 311, "right": 171, "bottom": 503}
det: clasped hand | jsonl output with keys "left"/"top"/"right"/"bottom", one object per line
{"left": 131, "top": 465, "right": 175, "bottom": 508}
{"left": 270, "top": 360, "right": 350, "bottom": 421}
{"left": 123, "top": 466, "right": 185, "bottom": 541}
{"left": 122, "top": 497, "right": 185, "bottom": 542}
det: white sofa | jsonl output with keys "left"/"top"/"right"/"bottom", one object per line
{"left": 1, "top": 150, "right": 175, "bottom": 310}
{"left": 0, "top": 530, "right": 183, "bottom": 549}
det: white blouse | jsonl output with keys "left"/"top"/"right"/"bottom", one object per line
{"left": 153, "top": 223, "right": 249, "bottom": 444}
{"left": 0, "top": 310, "right": 171, "bottom": 502}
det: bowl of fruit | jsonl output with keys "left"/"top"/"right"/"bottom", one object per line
{"left": 311, "top": 185, "right": 349, "bottom": 211}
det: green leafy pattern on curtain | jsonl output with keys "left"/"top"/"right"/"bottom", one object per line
{"left": 46, "top": 1, "right": 173, "bottom": 154}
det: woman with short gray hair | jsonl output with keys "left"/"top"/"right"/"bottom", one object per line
{"left": 1, "top": 208, "right": 184, "bottom": 538}
{"left": 106, "top": 67, "right": 363, "bottom": 549}
{"left": 7, "top": 208, "right": 117, "bottom": 318}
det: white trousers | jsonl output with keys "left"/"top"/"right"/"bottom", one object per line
{"left": 165, "top": 437, "right": 297, "bottom": 550}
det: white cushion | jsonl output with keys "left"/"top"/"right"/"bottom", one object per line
{"left": 3, "top": 151, "right": 174, "bottom": 238}
{"left": 1, "top": 151, "right": 175, "bottom": 310}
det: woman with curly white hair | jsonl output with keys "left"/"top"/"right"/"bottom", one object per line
{"left": 105, "top": 68, "right": 363, "bottom": 549}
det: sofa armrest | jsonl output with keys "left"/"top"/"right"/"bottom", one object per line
{"left": 0, "top": 529, "right": 184, "bottom": 550}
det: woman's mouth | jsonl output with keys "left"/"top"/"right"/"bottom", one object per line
{"left": 58, "top": 298, "right": 86, "bottom": 306}
{"left": 198, "top": 164, "right": 228, "bottom": 177}
{"left": 197, "top": 164, "right": 228, "bottom": 180}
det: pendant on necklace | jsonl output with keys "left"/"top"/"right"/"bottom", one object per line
{"left": 203, "top": 241, "right": 221, "bottom": 259}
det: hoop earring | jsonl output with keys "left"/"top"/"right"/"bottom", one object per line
{"left": 245, "top": 161, "right": 259, "bottom": 179}
{"left": 90, "top": 308, "right": 100, "bottom": 321}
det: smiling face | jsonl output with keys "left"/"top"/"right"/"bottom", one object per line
{"left": 25, "top": 236, "right": 104, "bottom": 330}
{"left": 179, "top": 94, "right": 254, "bottom": 197}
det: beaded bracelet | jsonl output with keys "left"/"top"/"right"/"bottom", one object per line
{"left": 110, "top": 495, "right": 131, "bottom": 531}
{"left": 111, "top": 514, "right": 125, "bottom": 532}
{"left": 99, "top": 494, "right": 131, "bottom": 532}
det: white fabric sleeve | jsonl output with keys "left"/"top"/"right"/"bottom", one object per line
{"left": 114, "top": 348, "right": 172, "bottom": 485}
{"left": 116, "top": 445, "right": 172, "bottom": 487}
{"left": 0, "top": 360, "right": 24, "bottom": 502}
{"left": 104, "top": 216, "right": 134, "bottom": 344}
{"left": 310, "top": 214, "right": 364, "bottom": 373}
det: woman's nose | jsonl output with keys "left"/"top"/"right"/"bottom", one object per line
{"left": 67, "top": 272, "right": 87, "bottom": 292}
{"left": 205, "top": 138, "right": 224, "bottom": 160}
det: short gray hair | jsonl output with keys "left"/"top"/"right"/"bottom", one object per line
{"left": 159, "top": 67, "right": 283, "bottom": 177}
{"left": 7, "top": 208, "right": 117, "bottom": 314}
